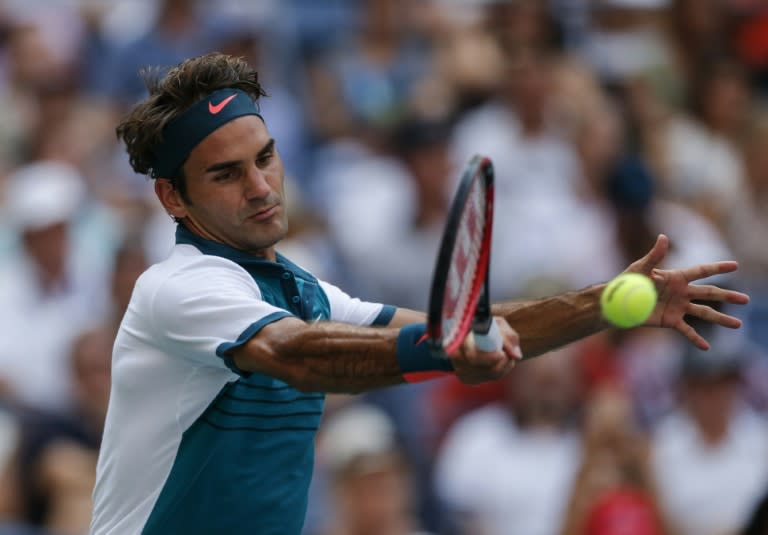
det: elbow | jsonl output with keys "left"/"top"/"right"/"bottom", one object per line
{"left": 242, "top": 330, "right": 325, "bottom": 393}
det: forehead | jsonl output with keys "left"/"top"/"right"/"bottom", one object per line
{"left": 186, "top": 115, "right": 270, "bottom": 169}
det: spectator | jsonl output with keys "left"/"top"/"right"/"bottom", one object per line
{"left": 12, "top": 326, "right": 111, "bottom": 535}
{"left": 434, "top": 346, "right": 584, "bottom": 535}
{"left": 485, "top": 0, "right": 564, "bottom": 54}
{"left": 0, "top": 161, "right": 109, "bottom": 411}
{"left": 338, "top": 114, "right": 455, "bottom": 310}
{"left": 451, "top": 46, "right": 612, "bottom": 299}
{"left": 317, "top": 403, "right": 431, "bottom": 535}
{"left": 304, "top": 0, "right": 433, "bottom": 144}
{"left": 560, "top": 386, "right": 667, "bottom": 535}
{"left": 643, "top": 58, "right": 750, "bottom": 232}
{"left": 580, "top": 0, "right": 676, "bottom": 87}
{"left": 668, "top": 0, "right": 735, "bottom": 94}
{"left": 94, "top": 0, "right": 231, "bottom": 106}
{"left": 0, "top": 19, "right": 68, "bottom": 173}
{"left": 727, "top": 108, "right": 768, "bottom": 281}
{"left": 651, "top": 346, "right": 768, "bottom": 535}
{"left": 732, "top": 4, "right": 768, "bottom": 96}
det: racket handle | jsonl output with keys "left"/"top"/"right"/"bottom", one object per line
{"left": 473, "top": 320, "right": 502, "bottom": 352}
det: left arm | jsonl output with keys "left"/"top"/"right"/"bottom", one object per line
{"left": 389, "top": 234, "right": 750, "bottom": 359}
{"left": 492, "top": 234, "right": 749, "bottom": 358}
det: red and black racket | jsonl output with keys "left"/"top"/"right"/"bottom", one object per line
{"left": 427, "top": 155, "right": 501, "bottom": 355}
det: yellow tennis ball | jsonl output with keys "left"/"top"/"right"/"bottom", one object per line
{"left": 600, "top": 273, "right": 658, "bottom": 328}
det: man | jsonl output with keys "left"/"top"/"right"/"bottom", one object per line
{"left": 317, "top": 403, "right": 428, "bottom": 535}
{"left": 90, "top": 53, "right": 748, "bottom": 535}
{"left": 0, "top": 161, "right": 109, "bottom": 411}
{"left": 435, "top": 347, "right": 583, "bottom": 535}
{"left": 652, "top": 347, "right": 768, "bottom": 535}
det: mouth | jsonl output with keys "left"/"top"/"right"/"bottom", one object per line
{"left": 247, "top": 204, "right": 279, "bottom": 222}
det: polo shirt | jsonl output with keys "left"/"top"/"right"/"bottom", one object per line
{"left": 90, "top": 226, "right": 394, "bottom": 534}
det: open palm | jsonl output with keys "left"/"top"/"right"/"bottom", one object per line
{"left": 625, "top": 234, "right": 750, "bottom": 350}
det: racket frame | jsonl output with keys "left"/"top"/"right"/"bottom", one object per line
{"left": 427, "top": 155, "right": 495, "bottom": 355}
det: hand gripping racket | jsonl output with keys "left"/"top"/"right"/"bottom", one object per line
{"left": 427, "top": 155, "right": 501, "bottom": 355}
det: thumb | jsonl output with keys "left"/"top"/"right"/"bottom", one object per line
{"left": 630, "top": 234, "right": 669, "bottom": 274}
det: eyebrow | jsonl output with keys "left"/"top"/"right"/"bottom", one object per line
{"left": 203, "top": 138, "right": 276, "bottom": 173}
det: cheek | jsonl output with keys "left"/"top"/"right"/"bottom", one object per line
{"left": 264, "top": 156, "right": 285, "bottom": 192}
{"left": 188, "top": 184, "right": 243, "bottom": 218}
{"left": 266, "top": 172, "right": 285, "bottom": 198}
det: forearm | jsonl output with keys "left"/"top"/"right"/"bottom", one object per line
{"left": 235, "top": 319, "right": 405, "bottom": 393}
{"left": 492, "top": 284, "right": 609, "bottom": 359}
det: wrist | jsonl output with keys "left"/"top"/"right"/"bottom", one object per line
{"left": 396, "top": 324, "right": 454, "bottom": 382}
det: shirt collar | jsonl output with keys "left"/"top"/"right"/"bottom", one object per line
{"left": 174, "top": 225, "right": 315, "bottom": 281}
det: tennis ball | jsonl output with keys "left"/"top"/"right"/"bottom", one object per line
{"left": 600, "top": 273, "right": 657, "bottom": 328}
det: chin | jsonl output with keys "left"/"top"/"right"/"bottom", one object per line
{"left": 245, "top": 226, "right": 289, "bottom": 251}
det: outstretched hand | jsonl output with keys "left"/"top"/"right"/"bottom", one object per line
{"left": 625, "top": 234, "right": 750, "bottom": 350}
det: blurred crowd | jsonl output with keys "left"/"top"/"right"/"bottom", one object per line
{"left": 0, "top": 0, "right": 766, "bottom": 534}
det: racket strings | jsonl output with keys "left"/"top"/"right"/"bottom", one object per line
{"left": 443, "top": 181, "right": 486, "bottom": 346}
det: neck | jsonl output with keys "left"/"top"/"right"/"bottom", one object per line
{"left": 179, "top": 221, "right": 276, "bottom": 262}
{"left": 34, "top": 262, "right": 67, "bottom": 295}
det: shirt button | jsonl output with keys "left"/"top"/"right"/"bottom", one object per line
{"left": 282, "top": 272, "right": 291, "bottom": 279}
{"left": 292, "top": 296, "right": 301, "bottom": 303}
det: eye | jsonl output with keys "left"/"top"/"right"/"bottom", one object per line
{"left": 256, "top": 151, "right": 274, "bottom": 168}
{"left": 214, "top": 170, "right": 236, "bottom": 182}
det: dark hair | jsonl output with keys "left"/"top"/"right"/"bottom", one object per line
{"left": 116, "top": 52, "right": 267, "bottom": 201}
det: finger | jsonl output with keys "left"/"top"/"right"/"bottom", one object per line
{"left": 678, "top": 261, "right": 739, "bottom": 283}
{"left": 497, "top": 356, "right": 517, "bottom": 377}
{"left": 630, "top": 234, "right": 669, "bottom": 274}
{"left": 462, "top": 332, "right": 502, "bottom": 367}
{"left": 676, "top": 319, "right": 710, "bottom": 350}
{"left": 687, "top": 284, "right": 751, "bottom": 305}
{"left": 497, "top": 321, "right": 522, "bottom": 360}
{"left": 503, "top": 338, "right": 523, "bottom": 361}
{"left": 488, "top": 352, "right": 516, "bottom": 378}
{"left": 686, "top": 303, "right": 743, "bottom": 329}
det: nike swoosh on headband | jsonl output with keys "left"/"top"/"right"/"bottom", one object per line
{"left": 209, "top": 94, "right": 237, "bottom": 114}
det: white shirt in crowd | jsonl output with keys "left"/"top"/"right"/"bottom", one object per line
{"left": 434, "top": 404, "right": 581, "bottom": 535}
{"left": 652, "top": 404, "right": 768, "bottom": 535}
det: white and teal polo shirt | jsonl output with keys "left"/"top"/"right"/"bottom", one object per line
{"left": 90, "top": 226, "right": 395, "bottom": 535}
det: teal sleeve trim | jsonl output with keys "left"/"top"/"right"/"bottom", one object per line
{"left": 396, "top": 324, "right": 453, "bottom": 373}
{"left": 216, "top": 311, "right": 294, "bottom": 376}
{"left": 372, "top": 305, "right": 396, "bottom": 326}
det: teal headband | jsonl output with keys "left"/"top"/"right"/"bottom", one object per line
{"left": 151, "top": 88, "right": 262, "bottom": 178}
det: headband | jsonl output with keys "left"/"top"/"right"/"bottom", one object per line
{"left": 151, "top": 88, "right": 262, "bottom": 178}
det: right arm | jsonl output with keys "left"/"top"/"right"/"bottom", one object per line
{"left": 153, "top": 258, "right": 520, "bottom": 394}
{"left": 231, "top": 315, "right": 521, "bottom": 393}
{"left": 232, "top": 318, "right": 404, "bottom": 393}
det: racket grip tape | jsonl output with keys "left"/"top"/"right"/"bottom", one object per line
{"left": 397, "top": 324, "right": 454, "bottom": 383}
{"left": 473, "top": 320, "right": 502, "bottom": 353}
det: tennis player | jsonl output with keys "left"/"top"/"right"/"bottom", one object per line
{"left": 90, "top": 53, "right": 749, "bottom": 535}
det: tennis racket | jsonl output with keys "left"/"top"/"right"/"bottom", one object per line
{"left": 427, "top": 155, "right": 501, "bottom": 356}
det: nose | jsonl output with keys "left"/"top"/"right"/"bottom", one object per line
{"left": 243, "top": 162, "right": 272, "bottom": 200}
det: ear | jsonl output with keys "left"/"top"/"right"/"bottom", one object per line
{"left": 155, "top": 179, "right": 188, "bottom": 220}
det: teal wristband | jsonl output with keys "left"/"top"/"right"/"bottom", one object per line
{"left": 396, "top": 324, "right": 454, "bottom": 374}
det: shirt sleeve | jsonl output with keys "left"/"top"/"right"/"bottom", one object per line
{"left": 150, "top": 257, "right": 293, "bottom": 374}
{"left": 318, "top": 280, "right": 395, "bottom": 326}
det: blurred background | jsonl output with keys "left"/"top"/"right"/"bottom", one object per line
{"left": 0, "top": 0, "right": 766, "bottom": 534}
